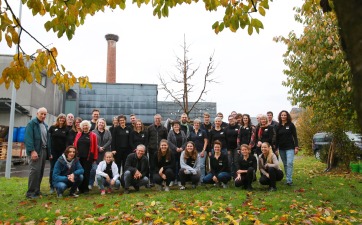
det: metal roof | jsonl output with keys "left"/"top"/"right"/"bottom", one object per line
{"left": 0, "top": 98, "right": 30, "bottom": 116}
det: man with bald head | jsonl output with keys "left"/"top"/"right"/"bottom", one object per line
{"left": 25, "top": 107, "right": 51, "bottom": 199}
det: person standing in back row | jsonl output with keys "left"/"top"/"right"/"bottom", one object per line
{"left": 90, "top": 109, "right": 100, "bottom": 131}
{"left": 48, "top": 113, "right": 68, "bottom": 194}
{"left": 25, "top": 107, "right": 50, "bottom": 199}
{"left": 147, "top": 114, "right": 168, "bottom": 186}
{"left": 276, "top": 110, "right": 299, "bottom": 186}
{"left": 112, "top": 115, "right": 132, "bottom": 174}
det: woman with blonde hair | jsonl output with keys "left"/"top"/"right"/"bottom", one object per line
{"left": 259, "top": 142, "right": 283, "bottom": 191}
{"left": 96, "top": 152, "right": 120, "bottom": 195}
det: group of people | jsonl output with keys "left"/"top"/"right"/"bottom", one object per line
{"left": 24, "top": 107, "right": 298, "bottom": 198}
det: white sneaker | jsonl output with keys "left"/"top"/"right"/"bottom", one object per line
{"left": 164, "top": 186, "right": 170, "bottom": 192}
{"left": 169, "top": 181, "right": 174, "bottom": 187}
{"left": 180, "top": 186, "right": 186, "bottom": 190}
{"left": 222, "top": 183, "right": 228, "bottom": 189}
{"left": 88, "top": 185, "right": 93, "bottom": 190}
{"left": 177, "top": 181, "right": 182, "bottom": 187}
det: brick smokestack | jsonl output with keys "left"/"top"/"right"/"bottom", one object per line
{"left": 105, "top": 34, "right": 119, "bottom": 83}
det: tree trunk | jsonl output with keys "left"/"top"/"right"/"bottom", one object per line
{"left": 334, "top": 0, "right": 362, "bottom": 131}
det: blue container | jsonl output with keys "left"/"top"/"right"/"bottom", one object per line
{"left": 12, "top": 127, "right": 18, "bottom": 142}
{"left": 17, "top": 126, "right": 26, "bottom": 142}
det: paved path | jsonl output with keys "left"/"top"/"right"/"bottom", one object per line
{"left": 0, "top": 160, "right": 50, "bottom": 178}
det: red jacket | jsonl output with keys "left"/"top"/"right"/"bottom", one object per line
{"left": 73, "top": 132, "right": 98, "bottom": 161}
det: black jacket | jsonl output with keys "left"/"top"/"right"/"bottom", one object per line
{"left": 147, "top": 124, "right": 168, "bottom": 150}
{"left": 276, "top": 122, "right": 298, "bottom": 150}
{"left": 125, "top": 153, "right": 149, "bottom": 178}
{"left": 112, "top": 125, "right": 132, "bottom": 151}
{"left": 209, "top": 153, "right": 230, "bottom": 176}
{"left": 153, "top": 152, "right": 176, "bottom": 172}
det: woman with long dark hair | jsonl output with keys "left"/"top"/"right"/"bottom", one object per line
{"left": 52, "top": 145, "right": 84, "bottom": 198}
{"left": 48, "top": 113, "right": 68, "bottom": 193}
{"left": 276, "top": 110, "right": 299, "bottom": 186}
{"left": 153, "top": 139, "right": 175, "bottom": 191}
{"left": 237, "top": 114, "right": 256, "bottom": 153}
{"left": 167, "top": 120, "right": 187, "bottom": 186}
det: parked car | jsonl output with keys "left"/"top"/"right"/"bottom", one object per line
{"left": 312, "top": 132, "right": 332, "bottom": 160}
{"left": 312, "top": 131, "right": 362, "bottom": 161}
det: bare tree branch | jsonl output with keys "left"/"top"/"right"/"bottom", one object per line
{"left": 158, "top": 36, "right": 217, "bottom": 116}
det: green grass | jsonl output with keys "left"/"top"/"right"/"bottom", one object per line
{"left": 0, "top": 156, "right": 361, "bottom": 224}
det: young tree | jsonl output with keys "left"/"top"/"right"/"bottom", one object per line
{"left": 158, "top": 37, "right": 217, "bottom": 116}
{"left": 275, "top": 3, "right": 360, "bottom": 170}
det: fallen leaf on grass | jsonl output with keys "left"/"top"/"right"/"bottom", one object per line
{"left": 136, "top": 202, "right": 144, "bottom": 206}
{"left": 55, "top": 220, "right": 62, "bottom": 225}
{"left": 294, "top": 188, "right": 305, "bottom": 193}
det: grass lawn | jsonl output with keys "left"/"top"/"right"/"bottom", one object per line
{"left": 0, "top": 155, "right": 361, "bottom": 224}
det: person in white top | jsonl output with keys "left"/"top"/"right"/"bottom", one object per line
{"left": 96, "top": 152, "right": 120, "bottom": 195}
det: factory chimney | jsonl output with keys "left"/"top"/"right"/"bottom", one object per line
{"left": 105, "top": 34, "right": 119, "bottom": 83}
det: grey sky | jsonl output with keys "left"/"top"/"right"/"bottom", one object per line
{"left": 0, "top": 0, "right": 303, "bottom": 119}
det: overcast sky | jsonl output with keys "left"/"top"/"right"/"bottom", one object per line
{"left": 0, "top": 0, "right": 303, "bottom": 119}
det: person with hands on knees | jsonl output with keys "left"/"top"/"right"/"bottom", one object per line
{"left": 121, "top": 144, "right": 149, "bottom": 194}
{"left": 259, "top": 142, "right": 283, "bottom": 191}
{"left": 234, "top": 144, "right": 257, "bottom": 190}
{"left": 96, "top": 152, "right": 120, "bottom": 195}
{"left": 203, "top": 140, "right": 231, "bottom": 188}
{"left": 52, "top": 146, "right": 84, "bottom": 198}
{"left": 153, "top": 139, "right": 176, "bottom": 191}
{"left": 179, "top": 141, "right": 200, "bottom": 190}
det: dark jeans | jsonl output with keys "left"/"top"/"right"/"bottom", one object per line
{"left": 228, "top": 149, "right": 239, "bottom": 177}
{"left": 148, "top": 148, "right": 156, "bottom": 183}
{"left": 174, "top": 152, "right": 181, "bottom": 181}
{"left": 178, "top": 168, "right": 201, "bottom": 185}
{"left": 120, "top": 171, "right": 149, "bottom": 189}
{"left": 54, "top": 174, "right": 83, "bottom": 195}
{"left": 153, "top": 168, "right": 175, "bottom": 186}
{"left": 234, "top": 167, "right": 255, "bottom": 187}
{"left": 78, "top": 157, "right": 93, "bottom": 193}
{"left": 203, "top": 172, "right": 231, "bottom": 184}
{"left": 259, "top": 167, "right": 284, "bottom": 188}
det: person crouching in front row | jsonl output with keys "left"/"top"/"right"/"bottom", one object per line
{"left": 121, "top": 144, "right": 149, "bottom": 194}
{"left": 96, "top": 152, "right": 121, "bottom": 195}
{"left": 203, "top": 140, "right": 231, "bottom": 188}
{"left": 234, "top": 144, "right": 257, "bottom": 190}
{"left": 52, "top": 146, "right": 84, "bottom": 198}
{"left": 179, "top": 141, "right": 200, "bottom": 190}
{"left": 259, "top": 142, "right": 284, "bottom": 191}
{"left": 154, "top": 139, "right": 176, "bottom": 192}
